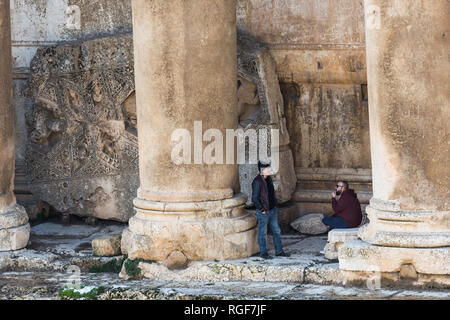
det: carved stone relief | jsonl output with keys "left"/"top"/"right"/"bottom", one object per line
{"left": 237, "top": 31, "right": 296, "bottom": 205}
{"left": 26, "top": 35, "right": 138, "bottom": 222}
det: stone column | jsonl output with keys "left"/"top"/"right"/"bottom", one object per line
{"left": 0, "top": 0, "right": 30, "bottom": 251}
{"left": 339, "top": 0, "right": 449, "bottom": 283}
{"left": 122, "top": 0, "right": 258, "bottom": 262}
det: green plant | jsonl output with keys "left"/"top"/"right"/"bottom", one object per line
{"left": 58, "top": 285, "right": 107, "bottom": 300}
{"left": 89, "top": 258, "right": 125, "bottom": 273}
{"left": 124, "top": 258, "right": 144, "bottom": 277}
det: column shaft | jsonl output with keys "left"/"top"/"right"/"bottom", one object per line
{"left": 0, "top": 0, "right": 15, "bottom": 208}
{"left": 0, "top": 0, "right": 30, "bottom": 251}
{"left": 359, "top": 0, "right": 450, "bottom": 248}
{"left": 133, "top": 0, "right": 239, "bottom": 202}
{"left": 339, "top": 0, "right": 449, "bottom": 284}
{"left": 123, "top": 0, "right": 257, "bottom": 262}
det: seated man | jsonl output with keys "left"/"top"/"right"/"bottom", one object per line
{"left": 322, "top": 181, "right": 362, "bottom": 229}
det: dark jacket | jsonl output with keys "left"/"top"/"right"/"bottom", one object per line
{"left": 252, "top": 175, "right": 277, "bottom": 212}
{"left": 332, "top": 189, "right": 362, "bottom": 228}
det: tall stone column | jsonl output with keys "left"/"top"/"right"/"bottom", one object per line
{"left": 123, "top": 0, "right": 258, "bottom": 262}
{"left": 339, "top": 0, "right": 449, "bottom": 283}
{"left": 0, "top": 0, "right": 30, "bottom": 251}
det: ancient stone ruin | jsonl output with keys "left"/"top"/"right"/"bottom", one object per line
{"left": 26, "top": 35, "right": 138, "bottom": 222}
{"left": 23, "top": 31, "right": 297, "bottom": 224}
{"left": 0, "top": 0, "right": 448, "bottom": 298}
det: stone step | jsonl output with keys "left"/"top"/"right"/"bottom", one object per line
{"left": 292, "top": 188, "right": 372, "bottom": 204}
{"left": 324, "top": 228, "right": 360, "bottom": 260}
{"left": 339, "top": 239, "right": 450, "bottom": 276}
{"left": 295, "top": 167, "right": 372, "bottom": 183}
{"left": 296, "top": 180, "right": 373, "bottom": 192}
{"left": 1, "top": 245, "right": 447, "bottom": 289}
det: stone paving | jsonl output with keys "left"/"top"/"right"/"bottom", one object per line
{"left": 0, "top": 219, "right": 448, "bottom": 300}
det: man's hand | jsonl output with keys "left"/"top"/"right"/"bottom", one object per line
{"left": 262, "top": 210, "right": 267, "bottom": 214}
{"left": 332, "top": 191, "right": 336, "bottom": 198}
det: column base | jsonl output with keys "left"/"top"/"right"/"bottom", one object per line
{"left": 360, "top": 198, "right": 450, "bottom": 248}
{"left": 339, "top": 239, "right": 449, "bottom": 277}
{"left": 0, "top": 204, "right": 30, "bottom": 251}
{"left": 122, "top": 193, "right": 258, "bottom": 261}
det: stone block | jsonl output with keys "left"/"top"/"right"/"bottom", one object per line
{"left": 0, "top": 224, "right": 30, "bottom": 252}
{"left": 162, "top": 250, "right": 189, "bottom": 270}
{"left": 324, "top": 228, "right": 359, "bottom": 260}
{"left": 92, "top": 234, "right": 122, "bottom": 257}
{"left": 290, "top": 213, "right": 329, "bottom": 235}
{"left": 120, "top": 228, "right": 132, "bottom": 255}
{"left": 0, "top": 205, "right": 29, "bottom": 229}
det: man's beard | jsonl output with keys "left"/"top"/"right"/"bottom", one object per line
{"left": 336, "top": 190, "right": 342, "bottom": 196}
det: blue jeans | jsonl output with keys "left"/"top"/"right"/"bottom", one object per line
{"left": 256, "top": 207, "right": 283, "bottom": 255}
{"left": 322, "top": 216, "right": 349, "bottom": 229}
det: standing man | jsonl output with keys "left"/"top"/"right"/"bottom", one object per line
{"left": 252, "top": 161, "right": 290, "bottom": 259}
{"left": 322, "top": 181, "right": 363, "bottom": 229}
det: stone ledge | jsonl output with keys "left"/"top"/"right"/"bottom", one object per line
{"left": 293, "top": 188, "right": 372, "bottom": 204}
{"left": 0, "top": 244, "right": 447, "bottom": 289}
{"left": 324, "top": 228, "right": 359, "bottom": 260}
{"left": 2, "top": 271, "right": 449, "bottom": 300}
{"left": 119, "top": 255, "right": 343, "bottom": 286}
{"left": 118, "top": 253, "right": 450, "bottom": 289}
{"left": 0, "top": 249, "right": 64, "bottom": 272}
{"left": 338, "top": 239, "right": 450, "bottom": 276}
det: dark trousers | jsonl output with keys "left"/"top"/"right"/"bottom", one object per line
{"left": 322, "top": 216, "right": 349, "bottom": 229}
{"left": 256, "top": 207, "right": 283, "bottom": 255}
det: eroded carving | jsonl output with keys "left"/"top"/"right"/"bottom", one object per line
{"left": 237, "top": 31, "right": 296, "bottom": 205}
{"left": 26, "top": 35, "right": 138, "bottom": 222}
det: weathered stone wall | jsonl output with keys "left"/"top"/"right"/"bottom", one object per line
{"left": 237, "top": 0, "right": 370, "bottom": 170}
{"left": 12, "top": 0, "right": 372, "bottom": 221}
{"left": 237, "top": 0, "right": 371, "bottom": 219}
{"left": 11, "top": 0, "right": 131, "bottom": 70}
{"left": 13, "top": 0, "right": 371, "bottom": 169}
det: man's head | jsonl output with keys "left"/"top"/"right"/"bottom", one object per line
{"left": 258, "top": 161, "right": 272, "bottom": 176}
{"left": 335, "top": 181, "right": 349, "bottom": 195}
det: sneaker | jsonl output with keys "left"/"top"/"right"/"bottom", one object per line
{"left": 275, "top": 251, "right": 291, "bottom": 257}
{"left": 260, "top": 253, "right": 273, "bottom": 260}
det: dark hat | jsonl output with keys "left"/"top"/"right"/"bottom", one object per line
{"left": 258, "top": 161, "right": 271, "bottom": 172}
